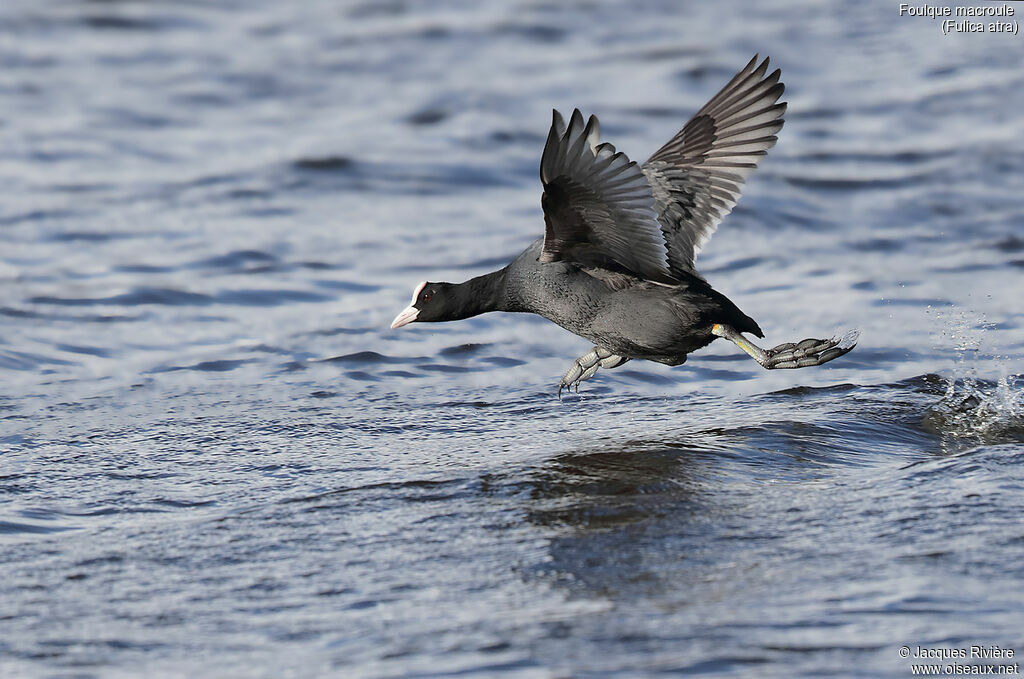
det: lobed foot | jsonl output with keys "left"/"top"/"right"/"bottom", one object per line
{"left": 558, "top": 347, "right": 630, "bottom": 398}
{"left": 764, "top": 329, "right": 860, "bottom": 369}
{"left": 713, "top": 324, "right": 859, "bottom": 370}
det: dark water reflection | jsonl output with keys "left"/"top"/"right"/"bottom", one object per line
{"left": 527, "top": 445, "right": 707, "bottom": 531}
{"left": 2, "top": 0, "right": 1024, "bottom": 677}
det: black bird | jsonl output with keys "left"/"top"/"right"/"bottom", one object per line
{"left": 391, "top": 55, "right": 858, "bottom": 396}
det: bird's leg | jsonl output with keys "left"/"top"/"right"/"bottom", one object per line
{"left": 712, "top": 324, "right": 859, "bottom": 369}
{"left": 558, "top": 347, "right": 630, "bottom": 398}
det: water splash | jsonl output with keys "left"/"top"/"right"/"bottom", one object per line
{"left": 926, "top": 373, "right": 1024, "bottom": 444}
{"left": 923, "top": 307, "right": 1024, "bottom": 443}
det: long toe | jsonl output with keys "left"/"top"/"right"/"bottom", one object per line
{"left": 767, "top": 337, "right": 832, "bottom": 367}
{"left": 557, "top": 348, "right": 626, "bottom": 395}
{"left": 558, "top": 361, "right": 600, "bottom": 397}
{"left": 557, "top": 346, "right": 615, "bottom": 397}
{"left": 577, "top": 363, "right": 601, "bottom": 383}
{"left": 765, "top": 330, "right": 859, "bottom": 369}
{"left": 599, "top": 354, "right": 629, "bottom": 370}
{"left": 560, "top": 362, "right": 583, "bottom": 387}
{"left": 558, "top": 362, "right": 585, "bottom": 398}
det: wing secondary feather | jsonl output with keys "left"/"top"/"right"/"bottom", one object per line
{"left": 539, "top": 109, "right": 673, "bottom": 283}
{"left": 537, "top": 55, "right": 785, "bottom": 283}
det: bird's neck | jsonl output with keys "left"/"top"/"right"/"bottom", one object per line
{"left": 450, "top": 267, "right": 512, "bottom": 319}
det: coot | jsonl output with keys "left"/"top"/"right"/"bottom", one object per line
{"left": 391, "top": 55, "right": 858, "bottom": 395}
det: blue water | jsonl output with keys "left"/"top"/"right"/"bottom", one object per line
{"left": 2, "top": 1, "right": 1023, "bottom": 677}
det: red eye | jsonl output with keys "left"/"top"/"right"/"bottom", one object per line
{"left": 423, "top": 293, "right": 432, "bottom": 302}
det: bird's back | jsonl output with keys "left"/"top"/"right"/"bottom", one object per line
{"left": 504, "top": 239, "right": 762, "bottom": 361}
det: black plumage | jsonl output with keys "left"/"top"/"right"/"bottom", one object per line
{"left": 391, "top": 55, "right": 858, "bottom": 392}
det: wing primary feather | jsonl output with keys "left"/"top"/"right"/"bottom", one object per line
{"left": 642, "top": 55, "right": 785, "bottom": 277}
{"left": 702, "top": 64, "right": 774, "bottom": 119}
{"left": 709, "top": 80, "right": 785, "bottom": 125}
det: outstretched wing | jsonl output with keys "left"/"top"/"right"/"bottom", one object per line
{"left": 643, "top": 55, "right": 786, "bottom": 278}
{"left": 539, "top": 108, "right": 673, "bottom": 283}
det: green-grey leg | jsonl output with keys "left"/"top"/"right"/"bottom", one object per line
{"left": 712, "top": 324, "right": 859, "bottom": 369}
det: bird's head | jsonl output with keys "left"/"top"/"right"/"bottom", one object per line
{"left": 390, "top": 281, "right": 456, "bottom": 328}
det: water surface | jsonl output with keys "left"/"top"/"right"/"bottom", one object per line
{"left": 2, "top": 1, "right": 1023, "bottom": 677}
